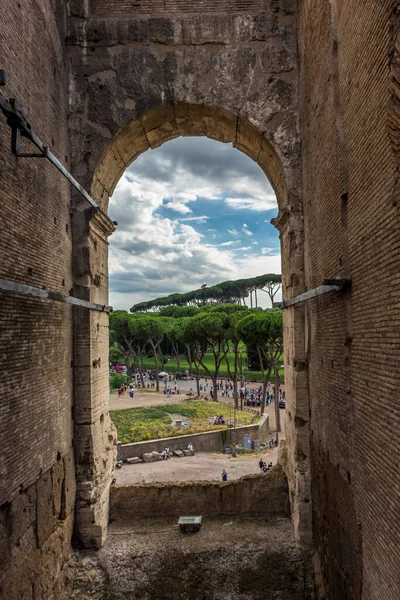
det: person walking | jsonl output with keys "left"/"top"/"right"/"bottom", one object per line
{"left": 222, "top": 469, "right": 228, "bottom": 482}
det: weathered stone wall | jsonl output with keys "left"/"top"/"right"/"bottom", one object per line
{"left": 0, "top": 1, "right": 77, "bottom": 597}
{"left": 297, "top": 1, "right": 400, "bottom": 598}
{"left": 110, "top": 465, "right": 289, "bottom": 521}
{"left": 66, "top": 0, "right": 299, "bottom": 208}
{"left": 117, "top": 415, "right": 270, "bottom": 460}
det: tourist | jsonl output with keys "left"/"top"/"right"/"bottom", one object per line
{"left": 222, "top": 469, "right": 228, "bottom": 482}
{"left": 187, "top": 442, "right": 194, "bottom": 455}
{"left": 259, "top": 458, "right": 264, "bottom": 472}
{"left": 161, "top": 447, "right": 171, "bottom": 460}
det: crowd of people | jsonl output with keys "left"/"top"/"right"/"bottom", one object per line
{"left": 115, "top": 369, "right": 286, "bottom": 414}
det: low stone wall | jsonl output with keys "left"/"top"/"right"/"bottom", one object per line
{"left": 110, "top": 464, "right": 289, "bottom": 522}
{"left": 117, "top": 415, "right": 269, "bottom": 461}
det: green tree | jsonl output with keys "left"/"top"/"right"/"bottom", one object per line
{"left": 236, "top": 310, "right": 283, "bottom": 434}
{"left": 109, "top": 311, "right": 137, "bottom": 378}
{"left": 130, "top": 315, "right": 168, "bottom": 392}
{"left": 181, "top": 310, "right": 231, "bottom": 401}
{"left": 164, "top": 318, "right": 185, "bottom": 373}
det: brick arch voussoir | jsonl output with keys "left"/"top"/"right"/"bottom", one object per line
{"left": 91, "top": 102, "right": 288, "bottom": 213}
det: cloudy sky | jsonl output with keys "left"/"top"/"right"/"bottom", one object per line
{"left": 108, "top": 136, "right": 281, "bottom": 310}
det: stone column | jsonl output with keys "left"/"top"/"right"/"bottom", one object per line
{"left": 273, "top": 203, "right": 313, "bottom": 550}
{"left": 72, "top": 201, "right": 117, "bottom": 549}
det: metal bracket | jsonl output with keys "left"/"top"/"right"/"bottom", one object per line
{"left": 274, "top": 278, "right": 351, "bottom": 309}
{"left": 0, "top": 278, "right": 113, "bottom": 313}
{"left": 0, "top": 77, "right": 103, "bottom": 213}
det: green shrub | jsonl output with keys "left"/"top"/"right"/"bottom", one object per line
{"left": 110, "top": 373, "right": 129, "bottom": 390}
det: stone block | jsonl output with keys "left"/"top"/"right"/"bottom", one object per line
{"left": 63, "top": 451, "right": 76, "bottom": 517}
{"left": 173, "top": 450, "right": 184, "bottom": 457}
{"left": 205, "top": 105, "right": 237, "bottom": 144}
{"left": 234, "top": 118, "right": 262, "bottom": 163}
{"left": 126, "top": 457, "right": 141, "bottom": 464}
{"left": 113, "top": 119, "right": 149, "bottom": 166}
{"left": 146, "top": 121, "right": 179, "bottom": 149}
{"left": 174, "top": 102, "right": 206, "bottom": 137}
{"left": 36, "top": 471, "right": 55, "bottom": 548}
{"left": 9, "top": 484, "right": 36, "bottom": 543}
{"left": 95, "top": 144, "right": 126, "bottom": 196}
{"left": 141, "top": 104, "right": 175, "bottom": 132}
{"left": 143, "top": 452, "right": 161, "bottom": 463}
{"left": 51, "top": 459, "right": 65, "bottom": 519}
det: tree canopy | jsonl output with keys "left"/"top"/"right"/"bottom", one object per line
{"left": 130, "top": 274, "right": 281, "bottom": 312}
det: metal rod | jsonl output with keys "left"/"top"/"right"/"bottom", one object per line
{"left": 0, "top": 93, "right": 100, "bottom": 211}
{"left": 0, "top": 278, "right": 112, "bottom": 313}
{"left": 274, "top": 279, "right": 351, "bottom": 309}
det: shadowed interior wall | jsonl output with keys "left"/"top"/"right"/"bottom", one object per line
{"left": 298, "top": 1, "right": 400, "bottom": 598}
{"left": 0, "top": 1, "right": 75, "bottom": 598}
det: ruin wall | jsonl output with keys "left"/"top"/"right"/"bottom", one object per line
{"left": 110, "top": 465, "right": 289, "bottom": 521}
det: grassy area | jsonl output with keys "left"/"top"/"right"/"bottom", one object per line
{"left": 110, "top": 399, "right": 258, "bottom": 444}
{"left": 132, "top": 353, "right": 284, "bottom": 382}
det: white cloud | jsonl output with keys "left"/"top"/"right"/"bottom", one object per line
{"left": 261, "top": 247, "right": 275, "bottom": 255}
{"left": 242, "top": 227, "right": 253, "bottom": 237}
{"left": 219, "top": 241, "right": 238, "bottom": 247}
{"left": 165, "top": 199, "right": 192, "bottom": 214}
{"left": 179, "top": 215, "right": 209, "bottom": 223}
{"left": 108, "top": 137, "right": 280, "bottom": 310}
{"left": 225, "top": 195, "right": 276, "bottom": 211}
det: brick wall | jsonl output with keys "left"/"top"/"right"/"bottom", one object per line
{"left": 0, "top": 0, "right": 75, "bottom": 596}
{"left": 90, "top": 0, "right": 271, "bottom": 17}
{"left": 298, "top": 1, "right": 400, "bottom": 598}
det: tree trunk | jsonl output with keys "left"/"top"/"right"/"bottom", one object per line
{"left": 171, "top": 342, "right": 181, "bottom": 372}
{"left": 195, "top": 364, "right": 200, "bottom": 396}
{"left": 212, "top": 375, "right": 218, "bottom": 402}
{"left": 255, "top": 288, "right": 258, "bottom": 308}
{"left": 274, "top": 363, "right": 281, "bottom": 440}
{"left": 257, "top": 346, "right": 266, "bottom": 415}
{"left": 150, "top": 341, "right": 160, "bottom": 392}
{"left": 125, "top": 353, "right": 132, "bottom": 379}
{"left": 139, "top": 369, "right": 145, "bottom": 388}
{"left": 233, "top": 345, "right": 239, "bottom": 409}
{"left": 186, "top": 344, "right": 193, "bottom": 375}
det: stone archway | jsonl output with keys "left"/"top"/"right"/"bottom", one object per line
{"left": 67, "top": 0, "right": 311, "bottom": 551}
{"left": 70, "top": 101, "right": 310, "bottom": 552}
{"left": 91, "top": 102, "right": 290, "bottom": 211}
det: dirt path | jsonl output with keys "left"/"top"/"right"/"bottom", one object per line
{"left": 114, "top": 449, "right": 279, "bottom": 484}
